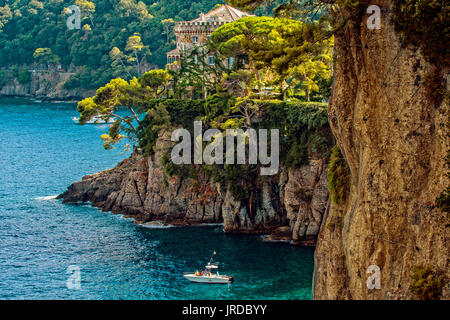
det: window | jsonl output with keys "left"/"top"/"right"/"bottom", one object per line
{"left": 228, "top": 56, "right": 234, "bottom": 68}
{"left": 194, "top": 55, "right": 198, "bottom": 64}
{"left": 208, "top": 55, "right": 214, "bottom": 65}
{"left": 193, "top": 36, "right": 198, "bottom": 43}
{"left": 168, "top": 56, "right": 179, "bottom": 64}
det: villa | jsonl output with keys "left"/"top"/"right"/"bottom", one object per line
{"left": 166, "top": 4, "right": 254, "bottom": 70}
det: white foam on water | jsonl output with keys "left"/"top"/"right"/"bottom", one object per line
{"left": 139, "top": 221, "right": 175, "bottom": 229}
{"left": 34, "top": 195, "right": 58, "bottom": 201}
{"left": 113, "top": 214, "right": 135, "bottom": 221}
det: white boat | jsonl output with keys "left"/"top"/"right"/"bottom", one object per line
{"left": 72, "top": 115, "right": 115, "bottom": 124}
{"left": 183, "top": 252, "right": 234, "bottom": 284}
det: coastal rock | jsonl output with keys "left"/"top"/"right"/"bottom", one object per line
{"left": 313, "top": 1, "right": 449, "bottom": 299}
{"left": 59, "top": 146, "right": 329, "bottom": 244}
{"left": 284, "top": 161, "right": 329, "bottom": 245}
{"left": 267, "top": 226, "right": 291, "bottom": 241}
{"left": 0, "top": 71, "right": 94, "bottom": 101}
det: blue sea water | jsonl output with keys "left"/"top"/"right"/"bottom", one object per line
{"left": 0, "top": 97, "right": 314, "bottom": 300}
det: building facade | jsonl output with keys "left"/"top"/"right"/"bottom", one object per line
{"left": 166, "top": 4, "right": 253, "bottom": 70}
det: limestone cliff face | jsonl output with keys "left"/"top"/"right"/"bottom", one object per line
{"left": 58, "top": 135, "right": 329, "bottom": 244}
{"left": 0, "top": 71, "right": 93, "bottom": 100}
{"left": 313, "top": 1, "right": 449, "bottom": 299}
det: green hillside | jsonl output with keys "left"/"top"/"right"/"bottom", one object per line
{"left": 0, "top": 0, "right": 272, "bottom": 89}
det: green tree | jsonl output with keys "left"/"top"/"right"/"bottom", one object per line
{"left": 0, "top": 5, "right": 12, "bottom": 30}
{"left": 109, "top": 34, "right": 151, "bottom": 79}
{"left": 126, "top": 33, "right": 150, "bottom": 77}
{"left": 287, "top": 44, "right": 332, "bottom": 101}
{"left": 210, "top": 16, "right": 331, "bottom": 96}
{"left": 109, "top": 47, "right": 133, "bottom": 79}
{"left": 76, "top": 69, "right": 171, "bottom": 150}
{"left": 77, "top": 77, "right": 141, "bottom": 148}
{"left": 33, "top": 48, "right": 60, "bottom": 68}
{"left": 75, "top": 0, "right": 95, "bottom": 27}
{"left": 161, "top": 18, "right": 175, "bottom": 43}
{"left": 138, "top": 69, "right": 171, "bottom": 98}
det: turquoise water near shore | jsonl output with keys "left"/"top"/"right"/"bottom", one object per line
{"left": 0, "top": 97, "right": 314, "bottom": 300}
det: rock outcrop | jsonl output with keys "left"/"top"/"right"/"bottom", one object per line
{"left": 313, "top": 1, "right": 449, "bottom": 299}
{"left": 58, "top": 136, "right": 329, "bottom": 244}
{"left": 0, "top": 71, "right": 93, "bottom": 101}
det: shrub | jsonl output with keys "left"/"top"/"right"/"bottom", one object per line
{"left": 17, "top": 68, "right": 31, "bottom": 84}
{"left": 436, "top": 187, "right": 450, "bottom": 213}
{"left": 327, "top": 145, "right": 351, "bottom": 204}
{"left": 409, "top": 265, "right": 447, "bottom": 300}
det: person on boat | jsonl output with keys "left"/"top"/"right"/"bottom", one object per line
{"left": 200, "top": 270, "right": 204, "bottom": 276}
{"left": 195, "top": 270, "right": 199, "bottom": 276}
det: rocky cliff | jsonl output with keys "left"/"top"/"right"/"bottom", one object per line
{"left": 313, "top": 1, "right": 449, "bottom": 299}
{"left": 58, "top": 135, "right": 330, "bottom": 245}
{"left": 0, "top": 71, "right": 93, "bottom": 101}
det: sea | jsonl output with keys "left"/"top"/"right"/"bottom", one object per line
{"left": 0, "top": 97, "right": 314, "bottom": 299}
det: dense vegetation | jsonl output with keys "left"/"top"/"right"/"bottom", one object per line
{"left": 209, "top": 15, "right": 333, "bottom": 101}
{"left": 0, "top": 0, "right": 276, "bottom": 89}
{"left": 229, "top": 0, "right": 450, "bottom": 66}
{"left": 62, "top": 1, "right": 335, "bottom": 201}
{"left": 138, "top": 96, "right": 332, "bottom": 200}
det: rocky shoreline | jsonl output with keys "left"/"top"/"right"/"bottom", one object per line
{"left": 0, "top": 71, "right": 94, "bottom": 101}
{"left": 0, "top": 94, "right": 82, "bottom": 103}
{"left": 58, "top": 139, "right": 330, "bottom": 245}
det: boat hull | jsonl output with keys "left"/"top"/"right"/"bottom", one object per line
{"left": 183, "top": 274, "right": 233, "bottom": 284}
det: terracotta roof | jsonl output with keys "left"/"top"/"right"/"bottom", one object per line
{"left": 189, "top": 4, "right": 254, "bottom": 23}
{"left": 166, "top": 48, "right": 181, "bottom": 55}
